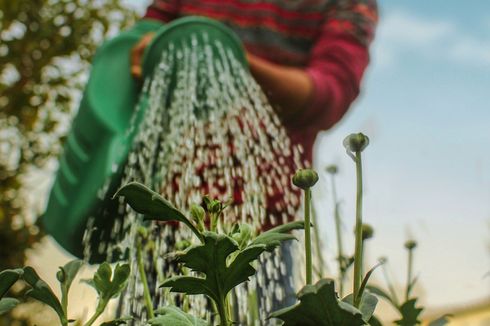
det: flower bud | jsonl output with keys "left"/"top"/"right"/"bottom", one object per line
{"left": 404, "top": 240, "right": 417, "bottom": 250}
{"left": 360, "top": 223, "right": 374, "bottom": 241}
{"left": 343, "top": 133, "right": 369, "bottom": 153}
{"left": 56, "top": 268, "right": 65, "bottom": 283}
{"left": 325, "top": 165, "right": 338, "bottom": 175}
{"left": 292, "top": 169, "right": 319, "bottom": 190}
{"left": 190, "top": 204, "right": 205, "bottom": 224}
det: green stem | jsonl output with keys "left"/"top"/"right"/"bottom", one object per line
{"left": 331, "top": 174, "right": 344, "bottom": 296}
{"left": 353, "top": 152, "right": 363, "bottom": 307}
{"left": 61, "top": 294, "right": 68, "bottom": 326}
{"left": 83, "top": 301, "right": 106, "bottom": 326}
{"left": 305, "top": 188, "right": 313, "bottom": 285}
{"left": 311, "top": 204, "right": 326, "bottom": 278}
{"left": 381, "top": 263, "right": 399, "bottom": 307}
{"left": 217, "top": 295, "right": 230, "bottom": 326}
{"left": 137, "top": 239, "right": 155, "bottom": 319}
{"left": 406, "top": 248, "right": 413, "bottom": 301}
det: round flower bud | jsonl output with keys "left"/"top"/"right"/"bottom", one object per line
{"left": 325, "top": 165, "right": 338, "bottom": 175}
{"left": 404, "top": 240, "right": 417, "bottom": 250}
{"left": 343, "top": 133, "right": 370, "bottom": 153}
{"left": 292, "top": 169, "right": 319, "bottom": 190}
{"left": 360, "top": 223, "right": 374, "bottom": 241}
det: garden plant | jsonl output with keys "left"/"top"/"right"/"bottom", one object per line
{"left": 0, "top": 133, "right": 453, "bottom": 325}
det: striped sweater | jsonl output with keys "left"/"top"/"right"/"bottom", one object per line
{"left": 144, "top": 0, "right": 377, "bottom": 228}
{"left": 145, "top": 0, "right": 378, "bottom": 163}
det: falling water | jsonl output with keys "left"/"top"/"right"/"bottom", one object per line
{"left": 84, "top": 31, "right": 310, "bottom": 325}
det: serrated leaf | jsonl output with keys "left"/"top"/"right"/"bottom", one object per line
{"left": 270, "top": 279, "right": 366, "bottom": 326}
{"left": 251, "top": 220, "right": 305, "bottom": 251}
{"left": 0, "top": 298, "right": 19, "bottom": 315}
{"left": 343, "top": 291, "right": 378, "bottom": 322}
{"left": 100, "top": 316, "right": 133, "bottom": 325}
{"left": 23, "top": 266, "right": 66, "bottom": 324}
{"left": 90, "top": 263, "right": 130, "bottom": 300}
{"left": 394, "top": 299, "right": 423, "bottom": 325}
{"left": 149, "top": 306, "right": 208, "bottom": 326}
{"left": 0, "top": 269, "right": 23, "bottom": 298}
{"left": 160, "top": 232, "right": 267, "bottom": 303}
{"left": 114, "top": 182, "right": 201, "bottom": 241}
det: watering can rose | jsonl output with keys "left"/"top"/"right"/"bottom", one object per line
{"left": 292, "top": 169, "right": 319, "bottom": 190}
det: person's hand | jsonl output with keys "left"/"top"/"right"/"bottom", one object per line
{"left": 130, "top": 32, "right": 155, "bottom": 79}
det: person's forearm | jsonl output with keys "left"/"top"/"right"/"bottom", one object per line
{"left": 246, "top": 52, "right": 314, "bottom": 120}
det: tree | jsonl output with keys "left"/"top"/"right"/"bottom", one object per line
{"left": 0, "top": 0, "right": 136, "bottom": 324}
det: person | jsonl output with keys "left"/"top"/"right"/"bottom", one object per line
{"left": 131, "top": 0, "right": 378, "bottom": 171}
{"left": 127, "top": 0, "right": 378, "bottom": 321}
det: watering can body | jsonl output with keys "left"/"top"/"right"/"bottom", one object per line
{"left": 42, "top": 17, "right": 247, "bottom": 260}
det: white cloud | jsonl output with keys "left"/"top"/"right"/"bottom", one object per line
{"left": 372, "top": 9, "right": 490, "bottom": 69}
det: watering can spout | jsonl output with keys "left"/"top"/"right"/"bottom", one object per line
{"left": 42, "top": 17, "right": 248, "bottom": 261}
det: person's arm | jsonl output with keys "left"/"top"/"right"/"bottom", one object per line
{"left": 246, "top": 52, "right": 314, "bottom": 121}
{"left": 251, "top": 0, "right": 378, "bottom": 131}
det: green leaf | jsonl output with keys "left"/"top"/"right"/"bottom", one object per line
{"left": 342, "top": 291, "right": 378, "bottom": 322}
{"left": 149, "top": 306, "right": 208, "bottom": 326}
{"left": 428, "top": 314, "right": 452, "bottom": 326}
{"left": 251, "top": 220, "right": 305, "bottom": 251}
{"left": 58, "top": 259, "right": 83, "bottom": 307}
{"left": 270, "top": 279, "right": 366, "bottom": 326}
{"left": 368, "top": 315, "right": 383, "bottom": 326}
{"left": 114, "top": 182, "right": 202, "bottom": 241}
{"left": 100, "top": 316, "right": 133, "bottom": 325}
{"left": 356, "top": 261, "right": 383, "bottom": 306}
{"left": 161, "top": 232, "right": 266, "bottom": 303}
{"left": 89, "top": 263, "right": 130, "bottom": 300}
{"left": 365, "top": 285, "right": 397, "bottom": 309}
{"left": 0, "top": 269, "right": 23, "bottom": 298}
{"left": 0, "top": 298, "right": 20, "bottom": 315}
{"left": 394, "top": 299, "right": 424, "bottom": 325}
{"left": 23, "top": 266, "right": 66, "bottom": 324}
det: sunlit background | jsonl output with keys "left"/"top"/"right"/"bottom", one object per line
{"left": 17, "top": 0, "right": 490, "bottom": 324}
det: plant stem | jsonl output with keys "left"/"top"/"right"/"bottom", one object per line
{"left": 84, "top": 302, "right": 106, "bottom": 326}
{"left": 217, "top": 295, "right": 230, "bottom": 326}
{"left": 305, "top": 188, "right": 313, "bottom": 285}
{"left": 406, "top": 248, "right": 414, "bottom": 301}
{"left": 331, "top": 174, "right": 345, "bottom": 296}
{"left": 61, "top": 294, "right": 68, "bottom": 326}
{"left": 381, "top": 263, "right": 399, "bottom": 307}
{"left": 136, "top": 239, "right": 155, "bottom": 319}
{"left": 311, "top": 205, "right": 325, "bottom": 278}
{"left": 353, "top": 151, "right": 363, "bottom": 307}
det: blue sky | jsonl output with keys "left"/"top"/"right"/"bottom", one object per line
{"left": 314, "top": 0, "right": 490, "bottom": 314}
{"left": 126, "top": 0, "right": 490, "bottom": 313}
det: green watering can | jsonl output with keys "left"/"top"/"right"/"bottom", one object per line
{"left": 42, "top": 16, "right": 247, "bottom": 259}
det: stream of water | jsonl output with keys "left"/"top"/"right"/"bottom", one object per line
{"left": 84, "top": 31, "right": 308, "bottom": 325}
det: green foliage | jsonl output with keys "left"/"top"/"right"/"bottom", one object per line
{"left": 0, "top": 297, "right": 20, "bottom": 315}
{"left": 100, "top": 316, "right": 133, "bottom": 326}
{"left": 114, "top": 182, "right": 204, "bottom": 242}
{"left": 270, "top": 279, "right": 366, "bottom": 326}
{"left": 342, "top": 292, "right": 378, "bottom": 322}
{"left": 57, "top": 259, "right": 83, "bottom": 315}
{"left": 394, "top": 299, "right": 423, "bottom": 326}
{"left": 148, "top": 306, "right": 208, "bottom": 326}
{"left": 0, "top": 269, "right": 23, "bottom": 298}
{"left": 0, "top": 1, "right": 135, "bottom": 323}
{"left": 86, "top": 262, "right": 130, "bottom": 301}
{"left": 428, "top": 314, "right": 451, "bottom": 326}
{"left": 22, "top": 266, "right": 66, "bottom": 324}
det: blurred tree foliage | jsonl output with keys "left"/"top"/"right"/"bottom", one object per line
{"left": 0, "top": 0, "right": 136, "bottom": 324}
